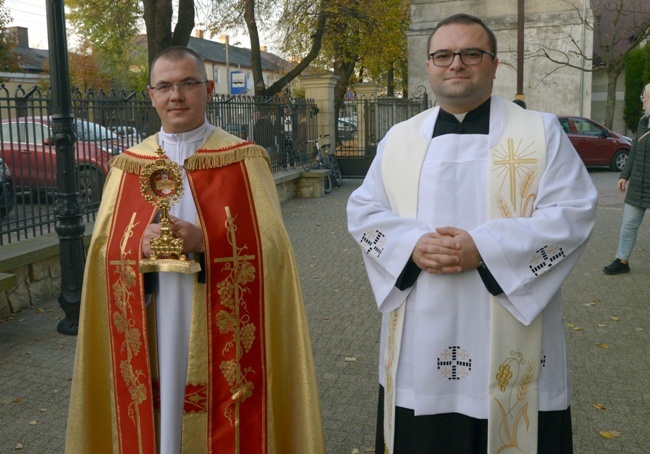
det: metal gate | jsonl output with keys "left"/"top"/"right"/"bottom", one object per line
{"left": 336, "top": 87, "right": 431, "bottom": 178}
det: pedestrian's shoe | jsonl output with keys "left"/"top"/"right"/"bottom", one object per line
{"left": 603, "top": 258, "right": 630, "bottom": 275}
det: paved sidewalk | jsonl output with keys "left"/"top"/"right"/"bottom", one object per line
{"left": 0, "top": 175, "right": 648, "bottom": 453}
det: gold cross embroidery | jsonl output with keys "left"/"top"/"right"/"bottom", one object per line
{"left": 493, "top": 138, "right": 538, "bottom": 208}
{"left": 109, "top": 212, "right": 139, "bottom": 268}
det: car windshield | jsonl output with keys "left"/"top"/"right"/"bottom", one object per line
{"left": 76, "top": 120, "right": 119, "bottom": 142}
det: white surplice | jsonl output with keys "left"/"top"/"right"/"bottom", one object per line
{"left": 155, "top": 121, "right": 215, "bottom": 454}
{"left": 347, "top": 96, "right": 598, "bottom": 419}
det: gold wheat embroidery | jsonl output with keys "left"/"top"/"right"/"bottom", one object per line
{"left": 109, "top": 212, "right": 147, "bottom": 454}
{"left": 493, "top": 353, "right": 537, "bottom": 453}
{"left": 493, "top": 137, "right": 539, "bottom": 218}
{"left": 214, "top": 207, "right": 257, "bottom": 453}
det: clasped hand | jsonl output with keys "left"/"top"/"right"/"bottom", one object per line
{"left": 142, "top": 215, "right": 204, "bottom": 258}
{"left": 412, "top": 226, "right": 481, "bottom": 274}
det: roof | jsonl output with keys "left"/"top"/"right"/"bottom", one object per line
{"left": 13, "top": 47, "right": 49, "bottom": 74}
{"left": 133, "top": 35, "right": 290, "bottom": 72}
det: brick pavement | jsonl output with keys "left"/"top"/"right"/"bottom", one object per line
{"left": 0, "top": 174, "right": 648, "bottom": 453}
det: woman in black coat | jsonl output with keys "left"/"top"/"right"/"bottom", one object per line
{"left": 603, "top": 82, "right": 650, "bottom": 274}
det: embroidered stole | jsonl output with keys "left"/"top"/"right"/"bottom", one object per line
{"left": 105, "top": 133, "right": 271, "bottom": 453}
{"left": 381, "top": 101, "right": 546, "bottom": 454}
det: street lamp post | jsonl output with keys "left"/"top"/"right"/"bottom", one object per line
{"left": 46, "top": 0, "right": 85, "bottom": 335}
{"left": 515, "top": 0, "right": 526, "bottom": 103}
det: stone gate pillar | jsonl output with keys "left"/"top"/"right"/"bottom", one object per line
{"left": 301, "top": 74, "right": 340, "bottom": 142}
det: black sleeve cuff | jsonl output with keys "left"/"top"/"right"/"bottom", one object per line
{"left": 143, "top": 272, "right": 158, "bottom": 295}
{"left": 476, "top": 264, "right": 504, "bottom": 296}
{"left": 197, "top": 253, "right": 206, "bottom": 284}
{"left": 395, "top": 260, "right": 422, "bottom": 291}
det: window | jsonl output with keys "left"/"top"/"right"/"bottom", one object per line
{"left": 558, "top": 118, "right": 571, "bottom": 134}
{"left": 574, "top": 119, "right": 603, "bottom": 136}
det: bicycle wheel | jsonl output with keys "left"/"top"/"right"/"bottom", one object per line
{"left": 323, "top": 174, "right": 332, "bottom": 194}
{"left": 300, "top": 149, "right": 312, "bottom": 171}
{"left": 330, "top": 154, "right": 343, "bottom": 187}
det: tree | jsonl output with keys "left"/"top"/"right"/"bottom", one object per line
{"left": 142, "top": 0, "right": 196, "bottom": 66}
{"left": 204, "top": 0, "right": 330, "bottom": 97}
{"left": 623, "top": 43, "right": 649, "bottom": 131}
{"left": 278, "top": 0, "right": 409, "bottom": 135}
{"left": 66, "top": 0, "right": 143, "bottom": 88}
{"left": 537, "top": 0, "right": 650, "bottom": 129}
{"left": 0, "top": 0, "right": 20, "bottom": 73}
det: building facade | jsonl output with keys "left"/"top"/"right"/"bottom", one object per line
{"left": 408, "top": 0, "right": 630, "bottom": 134}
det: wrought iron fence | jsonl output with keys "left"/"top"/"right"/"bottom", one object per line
{"left": 0, "top": 84, "right": 318, "bottom": 245}
{"left": 336, "top": 87, "right": 431, "bottom": 158}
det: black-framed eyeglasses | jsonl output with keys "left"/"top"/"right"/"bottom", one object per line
{"left": 149, "top": 80, "right": 208, "bottom": 94}
{"left": 428, "top": 49, "right": 495, "bottom": 67}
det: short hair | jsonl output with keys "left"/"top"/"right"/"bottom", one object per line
{"left": 149, "top": 46, "right": 208, "bottom": 84}
{"left": 513, "top": 99, "right": 527, "bottom": 109}
{"left": 427, "top": 14, "right": 498, "bottom": 56}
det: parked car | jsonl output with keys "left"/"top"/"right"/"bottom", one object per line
{"left": 558, "top": 115, "right": 631, "bottom": 171}
{"left": 109, "top": 125, "right": 145, "bottom": 147}
{"left": 0, "top": 117, "right": 113, "bottom": 206}
{"left": 0, "top": 157, "right": 15, "bottom": 219}
{"left": 337, "top": 118, "right": 358, "bottom": 141}
{"left": 75, "top": 119, "right": 124, "bottom": 155}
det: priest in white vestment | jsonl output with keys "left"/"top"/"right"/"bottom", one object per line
{"left": 347, "top": 14, "right": 597, "bottom": 454}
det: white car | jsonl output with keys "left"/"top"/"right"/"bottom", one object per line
{"left": 110, "top": 125, "right": 144, "bottom": 147}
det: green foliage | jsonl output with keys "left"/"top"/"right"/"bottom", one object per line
{"left": 276, "top": 0, "right": 410, "bottom": 95}
{"left": 0, "top": 0, "right": 20, "bottom": 73}
{"left": 624, "top": 43, "right": 650, "bottom": 131}
{"left": 66, "top": 0, "right": 143, "bottom": 89}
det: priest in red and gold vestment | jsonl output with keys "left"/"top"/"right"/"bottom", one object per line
{"left": 65, "top": 46, "right": 325, "bottom": 454}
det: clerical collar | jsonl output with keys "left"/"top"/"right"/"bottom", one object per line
{"left": 433, "top": 98, "right": 491, "bottom": 137}
{"left": 159, "top": 120, "right": 210, "bottom": 145}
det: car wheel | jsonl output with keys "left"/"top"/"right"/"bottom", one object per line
{"left": 611, "top": 149, "right": 628, "bottom": 172}
{"left": 78, "top": 168, "right": 105, "bottom": 207}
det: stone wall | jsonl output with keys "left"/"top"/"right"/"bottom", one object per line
{"left": 408, "top": 0, "right": 594, "bottom": 117}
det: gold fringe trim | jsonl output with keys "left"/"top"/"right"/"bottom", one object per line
{"left": 109, "top": 143, "right": 270, "bottom": 175}
{"left": 185, "top": 144, "right": 270, "bottom": 171}
{"left": 109, "top": 152, "right": 156, "bottom": 175}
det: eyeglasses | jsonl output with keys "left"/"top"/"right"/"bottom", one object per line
{"left": 149, "top": 80, "right": 208, "bottom": 94}
{"left": 428, "top": 49, "right": 495, "bottom": 67}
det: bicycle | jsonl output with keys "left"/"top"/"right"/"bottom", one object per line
{"left": 306, "top": 134, "right": 343, "bottom": 194}
{"left": 281, "top": 136, "right": 311, "bottom": 171}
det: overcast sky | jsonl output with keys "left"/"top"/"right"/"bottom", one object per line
{"left": 5, "top": 0, "right": 50, "bottom": 49}
{"left": 4, "top": 0, "right": 262, "bottom": 53}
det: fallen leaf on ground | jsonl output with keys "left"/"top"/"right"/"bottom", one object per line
{"left": 565, "top": 323, "right": 575, "bottom": 328}
{"left": 28, "top": 420, "right": 37, "bottom": 426}
{"left": 351, "top": 449, "right": 360, "bottom": 454}
{"left": 344, "top": 357, "right": 357, "bottom": 362}
{"left": 635, "top": 328, "right": 644, "bottom": 331}
{"left": 597, "top": 324, "right": 606, "bottom": 328}
{"left": 593, "top": 404, "right": 606, "bottom": 410}
{"left": 573, "top": 326, "right": 583, "bottom": 331}
{"left": 599, "top": 430, "right": 621, "bottom": 439}
{"left": 13, "top": 398, "right": 21, "bottom": 403}
{"left": 610, "top": 316, "right": 620, "bottom": 321}
{"left": 15, "top": 444, "right": 23, "bottom": 450}
{"left": 597, "top": 343, "right": 609, "bottom": 349}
